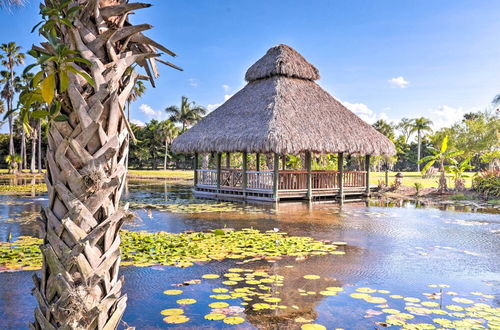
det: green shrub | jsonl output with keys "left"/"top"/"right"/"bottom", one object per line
{"left": 414, "top": 182, "right": 423, "bottom": 196}
{"left": 472, "top": 170, "right": 500, "bottom": 197}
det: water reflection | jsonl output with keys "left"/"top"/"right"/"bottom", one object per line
{"left": 0, "top": 179, "right": 499, "bottom": 329}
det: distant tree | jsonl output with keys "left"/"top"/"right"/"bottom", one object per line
{"left": 166, "top": 96, "right": 206, "bottom": 132}
{"left": 372, "top": 119, "right": 395, "bottom": 140}
{"left": 159, "top": 120, "right": 179, "bottom": 170}
{"left": 410, "top": 117, "right": 433, "bottom": 171}
{"left": 493, "top": 94, "right": 500, "bottom": 109}
{"left": 419, "top": 136, "right": 462, "bottom": 192}
{"left": 446, "top": 156, "right": 474, "bottom": 191}
{"left": 0, "top": 42, "right": 24, "bottom": 159}
{"left": 397, "top": 118, "right": 413, "bottom": 144}
{"left": 127, "top": 79, "right": 146, "bottom": 121}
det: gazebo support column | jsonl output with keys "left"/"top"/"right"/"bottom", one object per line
{"left": 385, "top": 159, "right": 389, "bottom": 187}
{"left": 282, "top": 155, "right": 286, "bottom": 170}
{"left": 242, "top": 152, "right": 248, "bottom": 197}
{"left": 305, "top": 151, "right": 312, "bottom": 200}
{"left": 365, "top": 155, "right": 371, "bottom": 196}
{"left": 193, "top": 153, "right": 198, "bottom": 186}
{"left": 256, "top": 153, "right": 260, "bottom": 171}
{"left": 216, "top": 153, "right": 222, "bottom": 194}
{"left": 226, "top": 152, "right": 230, "bottom": 168}
{"left": 273, "top": 153, "right": 280, "bottom": 201}
{"left": 338, "top": 152, "right": 344, "bottom": 204}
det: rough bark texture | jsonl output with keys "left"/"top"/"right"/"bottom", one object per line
{"left": 32, "top": 1, "right": 176, "bottom": 329}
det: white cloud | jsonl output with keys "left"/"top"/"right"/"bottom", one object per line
{"left": 188, "top": 78, "right": 199, "bottom": 87}
{"left": 139, "top": 104, "right": 166, "bottom": 119}
{"left": 206, "top": 94, "right": 234, "bottom": 113}
{"left": 430, "top": 105, "right": 466, "bottom": 130}
{"left": 388, "top": 76, "right": 410, "bottom": 88}
{"left": 222, "top": 84, "right": 230, "bottom": 92}
{"left": 130, "top": 119, "right": 145, "bottom": 127}
{"left": 342, "top": 101, "right": 389, "bottom": 124}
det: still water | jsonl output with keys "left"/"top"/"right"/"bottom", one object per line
{"left": 0, "top": 180, "right": 499, "bottom": 329}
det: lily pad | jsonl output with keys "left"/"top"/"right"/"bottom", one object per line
{"left": 160, "top": 308, "right": 184, "bottom": 316}
{"left": 205, "top": 313, "right": 226, "bottom": 321}
{"left": 163, "top": 315, "right": 190, "bottom": 324}
{"left": 163, "top": 289, "right": 183, "bottom": 295}
{"left": 176, "top": 298, "right": 196, "bottom": 305}
{"left": 223, "top": 316, "right": 245, "bottom": 325}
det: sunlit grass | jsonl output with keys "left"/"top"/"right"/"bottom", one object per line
{"left": 370, "top": 171, "right": 476, "bottom": 189}
{"left": 127, "top": 170, "right": 194, "bottom": 179}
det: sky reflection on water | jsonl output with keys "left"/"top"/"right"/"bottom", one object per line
{"left": 0, "top": 180, "right": 498, "bottom": 329}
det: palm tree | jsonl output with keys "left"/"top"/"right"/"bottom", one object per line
{"left": 0, "top": 42, "right": 25, "bottom": 159}
{"left": 410, "top": 117, "right": 433, "bottom": 171}
{"left": 127, "top": 79, "right": 146, "bottom": 121}
{"left": 18, "top": 1, "right": 179, "bottom": 328}
{"left": 166, "top": 96, "right": 206, "bottom": 132}
{"left": 372, "top": 119, "right": 395, "bottom": 140}
{"left": 397, "top": 118, "right": 413, "bottom": 144}
{"left": 159, "top": 120, "right": 179, "bottom": 170}
{"left": 419, "top": 136, "right": 462, "bottom": 192}
{"left": 446, "top": 156, "right": 474, "bottom": 191}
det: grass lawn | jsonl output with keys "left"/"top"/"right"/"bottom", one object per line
{"left": 127, "top": 169, "right": 194, "bottom": 179}
{"left": 370, "top": 171, "right": 476, "bottom": 189}
{"left": 0, "top": 168, "right": 477, "bottom": 189}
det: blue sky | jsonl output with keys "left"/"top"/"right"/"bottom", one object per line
{"left": 1, "top": 0, "right": 499, "bottom": 133}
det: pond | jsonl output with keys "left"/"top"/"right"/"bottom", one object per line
{"left": 0, "top": 180, "right": 499, "bottom": 329}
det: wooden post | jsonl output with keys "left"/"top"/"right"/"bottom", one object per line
{"left": 216, "top": 153, "right": 222, "bottom": 193}
{"left": 306, "top": 151, "right": 312, "bottom": 200}
{"left": 273, "top": 153, "right": 279, "bottom": 201}
{"left": 385, "top": 160, "right": 389, "bottom": 186}
{"left": 282, "top": 155, "right": 286, "bottom": 171}
{"left": 256, "top": 153, "right": 260, "bottom": 171}
{"left": 365, "top": 155, "right": 371, "bottom": 196}
{"left": 226, "top": 152, "right": 230, "bottom": 169}
{"left": 338, "top": 152, "right": 344, "bottom": 204}
{"left": 242, "top": 152, "right": 248, "bottom": 197}
{"left": 193, "top": 153, "right": 198, "bottom": 186}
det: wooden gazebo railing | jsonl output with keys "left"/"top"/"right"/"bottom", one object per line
{"left": 196, "top": 169, "right": 366, "bottom": 191}
{"left": 192, "top": 152, "right": 371, "bottom": 202}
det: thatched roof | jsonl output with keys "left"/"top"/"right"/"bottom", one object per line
{"left": 172, "top": 44, "right": 396, "bottom": 156}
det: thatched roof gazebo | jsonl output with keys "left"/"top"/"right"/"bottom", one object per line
{"left": 172, "top": 44, "right": 395, "bottom": 202}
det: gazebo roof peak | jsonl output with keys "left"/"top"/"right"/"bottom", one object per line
{"left": 245, "top": 44, "right": 320, "bottom": 82}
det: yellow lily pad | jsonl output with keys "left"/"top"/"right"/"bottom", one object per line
{"left": 202, "top": 274, "right": 220, "bottom": 279}
{"left": 163, "top": 289, "right": 183, "bottom": 295}
{"left": 303, "top": 275, "right": 320, "bottom": 280}
{"left": 163, "top": 315, "right": 190, "bottom": 324}
{"left": 223, "top": 316, "right": 245, "bottom": 325}
{"left": 301, "top": 324, "right": 327, "bottom": 330}
{"left": 176, "top": 298, "right": 196, "bottom": 305}
{"left": 160, "top": 308, "right": 184, "bottom": 316}
{"left": 205, "top": 313, "right": 226, "bottom": 320}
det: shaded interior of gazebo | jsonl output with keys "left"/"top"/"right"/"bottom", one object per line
{"left": 171, "top": 44, "right": 396, "bottom": 203}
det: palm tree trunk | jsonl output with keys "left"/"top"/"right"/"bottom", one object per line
{"left": 37, "top": 120, "right": 42, "bottom": 173}
{"left": 164, "top": 139, "right": 168, "bottom": 170}
{"left": 417, "top": 129, "right": 421, "bottom": 172}
{"left": 439, "top": 160, "right": 447, "bottom": 192}
{"left": 8, "top": 112, "right": 14, "bottom": 156}
{"left": 21, "top": 128, "right": 26, "bottom": 171}
{"left": 30, "top": 133, "right": 36, "bottom": 174}
{"left": 31, "top": 2, "right": 173, "bottom": 328}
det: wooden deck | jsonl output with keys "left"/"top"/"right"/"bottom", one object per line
{"left": 194, "top": 169, "right": 369, "bottom": 202}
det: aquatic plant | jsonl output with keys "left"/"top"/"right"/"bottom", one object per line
{"left": 0, "top": 229, "right": 341, "bottom": 271}
{"left": 0, "top": 183, "right": 46, "bottom": 194}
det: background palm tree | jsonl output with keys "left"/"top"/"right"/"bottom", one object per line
{"left": 410, "top": 117, "right": 433, "bottom": 171}
{"left": 159, "top": 120, "right": 179, "bottom": 170}
{"left": 166, "top": 96, "right": 206, "bottom": 132}
{"left": 372, "top": 119, "right": 395, "bottom": 140}
{"left": 127, "top": 80, "right": 146, "bottom": 121}
{"left": 397, "top": 118, "right": 413, "bottom": 144}
{"left": 0, "top": 42, "right": 24, "bottom": 159}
